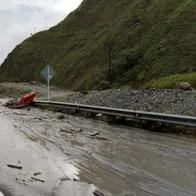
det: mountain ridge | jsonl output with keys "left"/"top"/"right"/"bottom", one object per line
{"left": 0, "top": 0, "right": 196, "bottom": 90}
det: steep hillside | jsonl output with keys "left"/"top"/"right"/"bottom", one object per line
{"left": 0, "top": 0, "right": 196, "bottom": 90}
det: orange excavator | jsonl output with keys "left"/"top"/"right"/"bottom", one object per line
{"left": 5, "top": 92, "right": 36, "bottom": 109}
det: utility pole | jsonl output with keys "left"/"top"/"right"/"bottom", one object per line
{"left": 108, "top": 45, "right": 113, "bottom": 86}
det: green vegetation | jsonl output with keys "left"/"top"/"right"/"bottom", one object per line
{"left": 0, "top": 0, "right": 196, "bottom": 90}
{"left": 143, "top": 72, "right": 196, "bottom": 89}
{"left": 0, "top": 85, "right": 32, "bottom": 97}
{"left": 19, "top": 88, "right": 33, "bottom": 94}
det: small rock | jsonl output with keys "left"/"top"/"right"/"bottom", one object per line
{"left": 60, "top": 177, "right": 70, "bottom": 181}
{"left": 33, "top": 172, "right": 42, "bottom": 176}
{"left": 30, "top": 177, "right": 45, "bottom": 183}
{"left": 60, "top": 127, "right": 83, "bottom": 134}
{"left": 30, "top": 81, "right": 42, "bottom": 86}
{"left": 96, "top": 114, "right": 103, "bottom": 118}
{"left": 7, "top": 164, "right": 22, "bottom": 170}
{"left": 71, "top": 128, "right": 83, "bottom": 133}
{"left": 94, "top": 137, "right": 109, "bottom": 141}
{"left": 60, "top": 128, "right": 72, "bottom": 134}
{"left": 90, "top": 131, "right": 100, "bottom": 137}
{"left": 57, "top": 114, "right": 65, "bottom": 119}
{"left": 93, "top": 190, "right": 104, "bottom": 196}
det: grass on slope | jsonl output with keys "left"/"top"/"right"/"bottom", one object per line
{"left": 143, "top": 72, "right": 196, "bottom": 89}
{"left": 0, "top": 84, "right": 32, "bottom": 98}
{"left": 0, "top": 0, "right": 195, "bottom": 91}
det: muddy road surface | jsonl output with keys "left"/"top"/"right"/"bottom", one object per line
{"left": 0, "top": 99, "right": 196, "bottom": 196}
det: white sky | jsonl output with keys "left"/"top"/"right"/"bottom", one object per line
{"left": 0, "top": 0, "right": 82, "bottom": 63}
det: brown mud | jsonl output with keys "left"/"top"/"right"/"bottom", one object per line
{"left": 0, "top": 99, "right": 196, "bottom": 195}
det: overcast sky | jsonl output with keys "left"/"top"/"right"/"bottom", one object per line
{"left": 0, "top": 0, "right": 82, "bottom": 64}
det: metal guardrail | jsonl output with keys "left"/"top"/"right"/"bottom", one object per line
{"left": 34, "top": 101, "right": 196, "bottom": 127}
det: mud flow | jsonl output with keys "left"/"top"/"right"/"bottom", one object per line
{"left": 0, "top": 99, "right": 196, "bottom": 196}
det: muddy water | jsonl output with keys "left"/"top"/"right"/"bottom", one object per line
{"left": 0, "top": 99, "right": 196, "bottom": 195}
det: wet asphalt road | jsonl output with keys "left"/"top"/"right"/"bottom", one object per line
{"left": 0, "top": 99, "right": 196, "bottom": 196}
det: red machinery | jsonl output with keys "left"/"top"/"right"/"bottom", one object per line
{"left": 5, "top": 92, "right": 36, "bottom": 109}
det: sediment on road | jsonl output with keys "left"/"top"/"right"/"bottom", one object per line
{"left": 2, "top": 100, "right": 196, "bottom": 196}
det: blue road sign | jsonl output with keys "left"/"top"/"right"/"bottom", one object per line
{"left": 41, "top": 65, "right": 55, "bottom": 81}
{"left": 41, "top": 65, "right": 55, "bottom": 101}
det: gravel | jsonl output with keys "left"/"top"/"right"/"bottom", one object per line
{"left": 66, "top": 89, "right": 196, "bottom": 116}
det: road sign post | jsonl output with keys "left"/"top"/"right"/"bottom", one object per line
{"left": 41, "top": 65, "right": 55, "bottom": 101}
{"left": 47, "top": 66, "right": 50, "bottom": 101}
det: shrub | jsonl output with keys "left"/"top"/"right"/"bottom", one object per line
{"left": 143, "top": 73, "right": 196, "bottom": 89}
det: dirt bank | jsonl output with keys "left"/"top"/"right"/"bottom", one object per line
{"left": 65, "top": 89, "right": 196, "bottom": 116}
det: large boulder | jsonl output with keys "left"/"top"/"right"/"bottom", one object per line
{"left": 174, "top": 82, "right": 193, "bottom": 91}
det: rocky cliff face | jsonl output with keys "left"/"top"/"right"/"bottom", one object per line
{"left": 0, "top": 0, "right": 196, "bottom": 90}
